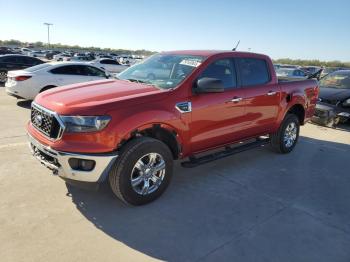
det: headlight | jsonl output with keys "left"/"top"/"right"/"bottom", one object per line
{"left": 60, "top": 115, "right": 111, "bottom": 133}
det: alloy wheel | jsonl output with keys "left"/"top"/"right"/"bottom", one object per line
{"left": 284, "top": 122, "right": 297, "bottom": 148}
{"left": 130, "top": 153, "right": 166, "bottom": 195}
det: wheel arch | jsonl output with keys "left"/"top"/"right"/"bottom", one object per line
{"left": 286, "top": 103, "right": 305, "bottom": 125}
{"left": 118, "top": 123, "right": 183, "bottom": 160}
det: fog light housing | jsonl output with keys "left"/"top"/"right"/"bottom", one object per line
{"left": 68, "top": 158, "right": 96, "bottom": 171}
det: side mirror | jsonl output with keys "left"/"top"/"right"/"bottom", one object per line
{"left": 194, "top": 77, "right": 225, "bottom": 93}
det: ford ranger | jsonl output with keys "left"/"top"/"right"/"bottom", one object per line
{"left": 27, "top": 50, "right": 319, "bottom": 205}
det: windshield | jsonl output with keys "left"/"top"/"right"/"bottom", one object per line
{"left": 117, "top": 54, "right": 204, "bottom": 89}
{"left": 25, "top": 63, "right": 51, "bottom": 72}
{"left": 319, "top": 71, "right": 350, "bottom": 89}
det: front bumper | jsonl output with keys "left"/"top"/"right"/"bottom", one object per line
{"left": 28, "top": 133, "right": 118, "bottom": 182}
{"left": 312, "top": 103, "right": 350, "bottom": 125}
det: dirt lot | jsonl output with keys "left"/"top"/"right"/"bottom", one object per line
{"left": 0, "top": 86, "right": 350, "bottom": 262}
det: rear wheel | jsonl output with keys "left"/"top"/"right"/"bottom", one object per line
{"left": 270, "top": 114, "right": 300, "bottom": 153}
{"left": 0, "top": 71, "right": 7, "bottom": 83}
{"left": 109, "top": 137, "right": 173, "bottom": 205}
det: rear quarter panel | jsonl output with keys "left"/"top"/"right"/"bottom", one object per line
{"left": 277, "top": 79, "right": 319, "bottom": 126}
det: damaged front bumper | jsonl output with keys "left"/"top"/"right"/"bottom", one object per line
{"left": 28, "top": 133, "right": 118, "bottom": 183}
{"left": 312, "top": 103, "right": 350, "bottom": 126}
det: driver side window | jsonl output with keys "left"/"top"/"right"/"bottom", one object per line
{"left": 199, "top": 59, "right": 236, "bottom": 89}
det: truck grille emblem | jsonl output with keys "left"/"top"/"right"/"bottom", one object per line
{"left": 34, "top": 114, "right": 43, "bottom": 126}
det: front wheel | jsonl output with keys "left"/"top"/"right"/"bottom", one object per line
{"left": 270, "top": 114, "right": 300, "bottom": 154}
{"left": 109, "top": 137, "right": 173, "bottom": 205}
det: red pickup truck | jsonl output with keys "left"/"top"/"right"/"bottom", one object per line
{"left": 27, "top": 50, "right": 319, "bottom": 205}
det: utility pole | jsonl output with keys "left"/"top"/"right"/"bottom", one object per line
{"left": 43, "top": 23, "right": 53, "bottom": 48}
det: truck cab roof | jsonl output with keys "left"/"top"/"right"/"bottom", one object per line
{"left": 162, "top": 50, "right": 268, "bottom": 58}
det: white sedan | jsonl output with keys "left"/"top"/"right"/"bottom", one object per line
{"left": 90, "top": 58, "right": 128, "bottom": 73}
{"left": 5, "top": 62, "right": 109, "bottom": 100}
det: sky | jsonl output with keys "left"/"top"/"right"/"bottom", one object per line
{"left": 1, "top": 0, "right": 349, "bottom": 61}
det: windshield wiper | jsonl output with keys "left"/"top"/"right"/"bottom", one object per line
{"left": 126, "top": 78, "right": 148, "bottom": 84}
{"left": 125, "top": 78, "right": 162, "bottom": 89}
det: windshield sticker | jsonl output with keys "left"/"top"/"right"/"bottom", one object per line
{"left": 179, "top": 59, "right": 202, "bottom": 67}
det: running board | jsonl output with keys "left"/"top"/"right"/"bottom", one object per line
{"left": 181, "top": 138, "right": 270, "bottom": 168}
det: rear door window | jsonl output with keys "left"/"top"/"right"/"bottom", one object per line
{"left": 50, "top": 65, "right": 86, "bottom": 75}
{"left": 237, "top": 58, "right": 270, "bottom": 86}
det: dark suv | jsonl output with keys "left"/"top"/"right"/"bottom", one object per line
{"left": 0, "top": 54, "right": 44, "bottom": 83}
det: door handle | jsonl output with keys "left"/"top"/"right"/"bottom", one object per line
{"left": 231, "top": 97, "right": 243, "bottom": 103}
{"left": 266, "top": 91, "right": 277, "bottom": 96}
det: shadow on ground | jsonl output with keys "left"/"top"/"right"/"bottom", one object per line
{"left": 310, "top": 121, "right": 350, "bottom": 133}
{"left": 65, "top": 136, "right": 350, "bottom": 261}
{"left": 16, "top": 100, "right": 32, "bottom": 109}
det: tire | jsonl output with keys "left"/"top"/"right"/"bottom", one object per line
{"left": 270, "top": 114, "right": 300, "bottom": 154}
{"left": 109, "top": 137, "right": 173, "bottom": 205}
{"left": 0, "top": 71, "right": 7, "bottom": 83}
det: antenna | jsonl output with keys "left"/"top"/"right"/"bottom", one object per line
{"left": 232, "top": 40, "right": 240, "bottom": 51}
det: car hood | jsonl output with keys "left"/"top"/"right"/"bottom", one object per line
{"left": 35, "top": 79, "right": 167, "bottom": 115}
{"left": 319, "top": 87, "right": 350, "bottom": 103}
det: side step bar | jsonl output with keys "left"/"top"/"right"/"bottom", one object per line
{"left": 181, "top": 138, "right": 270, "bottom": 168}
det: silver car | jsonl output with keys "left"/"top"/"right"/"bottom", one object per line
{"left": 276, "top": 68, "right": 307, "bottom": 81}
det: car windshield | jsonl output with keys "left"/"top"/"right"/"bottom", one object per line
{"left": 319, "top": 71, "right": 350, "bottom": 89}
{"left": 25, "top": 63, "right": 51, "bottom": 72}
{"left": 117, "top": 54, "right": 204, "bottom": 89}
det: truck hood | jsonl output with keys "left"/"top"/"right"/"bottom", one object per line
{"left": 319, "top": 87, "right": 350, "bottom": 103}
{"left": 35, "top": 79, "right": 167, "bottom": 115}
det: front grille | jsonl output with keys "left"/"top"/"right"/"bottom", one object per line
{"left": 31, "top": 103, "right": 62, "bottom": 139}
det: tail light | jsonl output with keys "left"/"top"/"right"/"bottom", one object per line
{"left": 15, "top": 76, "right": 32, "bottom": 81}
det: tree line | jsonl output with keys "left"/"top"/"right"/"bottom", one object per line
{"left": 273, "top": 58, "right": 350, "bottom": 68}
{"left": 0, "top": 39, "right": 156, "bottom": 56}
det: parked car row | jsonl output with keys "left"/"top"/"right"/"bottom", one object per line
{"left": 0, "top": 46, "right": 145, "bottom": 65}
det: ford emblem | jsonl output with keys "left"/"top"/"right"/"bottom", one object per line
{"left": 34, "top": 114, "right": 43, "bottom": 126}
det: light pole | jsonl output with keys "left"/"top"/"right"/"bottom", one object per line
{"left": 43, "top": 23, "right": 53, "bottom": 48}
